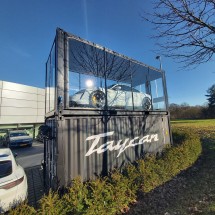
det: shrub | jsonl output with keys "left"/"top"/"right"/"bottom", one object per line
{"left": 140, "top": 129, "right": 202, "bottom": 193}
{"left": 86, "top": 177, "right": 115, "bottom": 214}
{"left": 8, "top": 202, "right": 36, "bottom": 215}
{"left": 37, "top": 190, "right": 65, "bottom": 215}
{"left": 61, "top": 177, "right": 89, "bottom": 214}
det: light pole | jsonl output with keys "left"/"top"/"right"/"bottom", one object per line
{"left": 156, "top": 55, "right": 162, "bottom": 71}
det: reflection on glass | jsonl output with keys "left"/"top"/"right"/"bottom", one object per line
{"left": 68, "top": 38, "right": 167, "bottom": 111}
{"left": 46, "top": 42, "right": 56, "bottom": 113}
{"left": 151, "top": 78, "right": 166, "bottom": 110}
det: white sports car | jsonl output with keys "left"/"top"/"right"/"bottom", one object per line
{"left": 0, "top": 148, "right": 28, "bottom": 213}
{"left": 70, "top": 84, "right": 151, "bottom": 110}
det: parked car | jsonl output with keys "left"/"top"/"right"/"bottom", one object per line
{"left": 70, "top": 84, "right": 151, "bottom": 110}
{"left": 0, "top": 148, "right": 28, "bottom": 213}
{"left": 5, "top": 130, "right": 33, "bottom": 148}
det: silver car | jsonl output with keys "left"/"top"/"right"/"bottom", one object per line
{"left": 70, "top": 84, "right": 151, "bottom": 110}
{"left": 5, "top": 130, "right": 33, "bottom": 148}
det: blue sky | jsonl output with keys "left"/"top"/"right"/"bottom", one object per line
{"left": 0, "top": 0, "right": 214, "bottom": 106}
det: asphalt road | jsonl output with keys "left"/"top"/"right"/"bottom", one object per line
{"left": 11, "top": 141, "right": 44, "bottom": 169}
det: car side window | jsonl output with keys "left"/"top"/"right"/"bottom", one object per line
{"left": 120, "top": 85, "right": 131, "bottom": 92}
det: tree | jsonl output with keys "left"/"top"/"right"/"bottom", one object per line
{"left": 205, "top": 84, "right": 215, "bottom": 118}
{"left": 143, "top": 0, "right": 215, "bottom": 67}
{"left": 206, "top": 84, "right": 215, "bottom": 107}
{"left": 169, "top": 103, "right": 206, "bottom": 119}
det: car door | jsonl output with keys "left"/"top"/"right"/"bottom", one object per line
{"left": 108, "top": 85, "right": 125, "bottom": 107}
{"left": 124, "top": 85, "right": 134, "bottom": 108}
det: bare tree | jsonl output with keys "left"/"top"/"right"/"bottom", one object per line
{"left": 143, "top": 0, "right": 215, "bottom": 67}
{"left": 69, "top": 40, "right": 134, "bottom": 85}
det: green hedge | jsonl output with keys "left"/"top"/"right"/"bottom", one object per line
{"left": 9, "top": 129, "right": 202, "bottom": 215}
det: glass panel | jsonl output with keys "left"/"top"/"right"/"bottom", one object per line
{"left": 45, "top": 58, "right": 50, "bottom": 113}
{"left": 69, "top": 71, "right": 102, "bottom": 108}
{"left": 68, "top": 37, "right": 167, "bottom": 111}
{"left": 150, "top": 78, "right": 166, "bottom": 110}
{"left": 45, "top": 42, "right": 56, "bottom": 113}
{"left": 132, "top": 65, "right": 155, "bottom": 111}
{"left": 105, "top": 51, "right": 133, "bottom": 110}
{"left": 50, "top": 43, "right": 56, "bottom": 111}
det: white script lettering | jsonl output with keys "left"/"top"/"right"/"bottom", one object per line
{"left": 85, "top": 132, "right": 159, "bottom": 157}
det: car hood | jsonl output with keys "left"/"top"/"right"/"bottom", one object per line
{"left": 9, "top": 136, "right": 32, "bottom": 141}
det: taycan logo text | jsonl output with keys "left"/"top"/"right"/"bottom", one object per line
{"left": 85, "top": 131, "right": 159, "bottom": 158}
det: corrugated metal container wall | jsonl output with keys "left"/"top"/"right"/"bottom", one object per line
{"left": 45, "top": 118, "right": 57, "bottom": 189}
{"left": 46, "top": 112, "right": 170, "bottom": 187}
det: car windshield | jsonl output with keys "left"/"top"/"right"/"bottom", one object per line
{"left": 0, "top": 160, "right": 12, "bottom": 178}
{"left": 10, "top": 132, "right": 27, "bottom": 137}
{"left": 107, "top": 84, "right": 117, "bottom": 89}
{"left": 108, "top": 84, "right": 139, "bottom": 93}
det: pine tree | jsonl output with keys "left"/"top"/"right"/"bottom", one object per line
{"left": 206, "top": 84, "right": 215, "bottom": 118}
{"left": 206, "top": 84, "right": 215, "bottom": 107}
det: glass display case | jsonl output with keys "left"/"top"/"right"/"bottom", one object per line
{"left": 44, "top": 28, "right": 171, "bottom": 189}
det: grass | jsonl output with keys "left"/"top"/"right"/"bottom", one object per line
{"left": 171, "top": 119, "right": 215, "bottom": 127}
{"left": 171, "top": 119, "right": 215, "bottom": 139}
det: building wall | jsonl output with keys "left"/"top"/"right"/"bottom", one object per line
{"left": 0, "top": 80, "right": 45, "bottom": 124}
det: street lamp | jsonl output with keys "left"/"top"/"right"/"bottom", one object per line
{"left": 156, "top": 55, "right": 162, "bottom": 71}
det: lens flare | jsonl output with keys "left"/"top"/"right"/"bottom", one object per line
{"left": 86, "top": 79, "right": 93, "bottom": 88}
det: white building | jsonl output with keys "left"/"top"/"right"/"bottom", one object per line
{"left": 0, "top": 80, "right": 45, "bottom": 136}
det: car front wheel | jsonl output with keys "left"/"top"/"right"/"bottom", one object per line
{"left": 89, "top": 90, "right": 105, "bottom": 108}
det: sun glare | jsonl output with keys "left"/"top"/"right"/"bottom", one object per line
{"left": 86, "top": 79, "right": 93, "bottom": 88}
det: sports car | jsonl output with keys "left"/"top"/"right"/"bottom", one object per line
{"left": 70, "top": 84, "right": 151, "bottom": 110}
